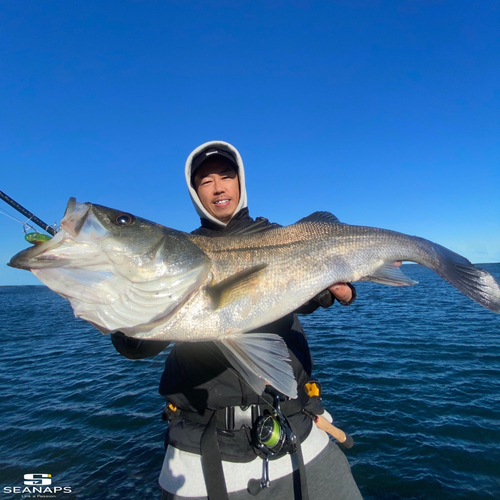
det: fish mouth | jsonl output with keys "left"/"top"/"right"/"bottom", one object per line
{"left": 8, "top": 197, "right": 95, "bottom": 271}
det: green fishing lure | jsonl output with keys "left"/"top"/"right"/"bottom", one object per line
{"left": 25, "top": 232, "right": 52, "bottom": 244}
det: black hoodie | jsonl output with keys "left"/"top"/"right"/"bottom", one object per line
{"left": 158, "top": 207, "right": 338, "bottom": 461}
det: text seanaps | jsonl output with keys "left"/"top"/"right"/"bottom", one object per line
{"left": 3, "top": 486, "right": 72, "bottom": 494}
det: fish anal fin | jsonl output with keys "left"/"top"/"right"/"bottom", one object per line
{"left": 207, "top": 264, "right": 268, "bottom": 309}
{"left": 218, "top": 333, "right": 297, "bottom": 399}
{"left": 361, "top": 263, "right": 418, "bottom": 286}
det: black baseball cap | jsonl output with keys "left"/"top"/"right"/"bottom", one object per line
{"left": 191, "top": 144, "right": 238, "bottom": 179}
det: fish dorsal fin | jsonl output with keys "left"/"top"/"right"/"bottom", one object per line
{"left": 361, "top": 263, "right": 418, "bottom": 286}
{"left": 207, "top": 264, "right": 268, "bottom": 309}
{"left": 218, "top": 332, "right": 297, "bottom": 398}
{"left": 294, "top": 211, "right": 342, "bottom": 224}
{"left": 228, "top": 218, "right": 277, "bottom": 236}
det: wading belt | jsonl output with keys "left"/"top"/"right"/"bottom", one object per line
{"left": 176, "top": 393, "right": 308, "bottom": 430}
{"left": 176, "top": 393, "right": 310, "bottom": 500}
{"left": 201, "top": 411, "right": 229, "bottom": 500}
{"left": 287, "top": 418, "right": 309, "bottom": 500}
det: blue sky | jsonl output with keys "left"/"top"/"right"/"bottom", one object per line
{"left": 1, "top": 0, "right": 499, "bottom": 286}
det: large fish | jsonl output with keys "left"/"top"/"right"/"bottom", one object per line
{"left": 9, "top": 198, "right": 500, "bottom": 397}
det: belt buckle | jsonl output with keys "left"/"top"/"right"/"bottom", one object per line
{"left": 225, "top": 405, "right": 262, "bottom": 430}
{"left": 236, "top": 405, "right": 262, "bottom": 429}
{"left": 234, "top": 406, "right": 252, "bottom": 429}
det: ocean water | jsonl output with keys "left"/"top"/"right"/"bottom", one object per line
{"left": 0, "top": 263, "right": 499, "bottom": 500}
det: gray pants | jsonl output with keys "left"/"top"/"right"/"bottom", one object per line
{"left": 161, "top": 441, "right": 363, "bottom": 500}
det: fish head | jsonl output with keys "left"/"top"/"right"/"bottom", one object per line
{"left": 8, "top": 198, "right": 210, "bottom": 336}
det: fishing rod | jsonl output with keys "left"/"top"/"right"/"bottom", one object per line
{"left": 0, "top": 190, "right": 56, "bottom": 236}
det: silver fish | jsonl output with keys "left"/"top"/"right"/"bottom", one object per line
{"left": 8, "top": 198, "right": 500, "bottom": 397}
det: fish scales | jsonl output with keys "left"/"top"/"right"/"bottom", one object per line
{"left": 181, "top": 222, "right": 486, "bottom": 341}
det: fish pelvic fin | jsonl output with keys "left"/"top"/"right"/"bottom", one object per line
{"left": 361, "top": 263, "right": 418, "bottom": 286}
{"left": 206, "top": 264, "right": 268, "bottom": 309}
{"left": 218, "top": 333, "right": 298, "bottom": 399}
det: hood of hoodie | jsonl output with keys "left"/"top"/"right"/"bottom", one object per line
{"left": 185, "top": 140, "right": 248, "bottom": 227}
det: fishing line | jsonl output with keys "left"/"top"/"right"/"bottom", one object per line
{"left": 0, "top": 206, "right": 56, "bottom": 244}
{"left": 0, "top": 207, "right": 37, "bottom": 233}
{"left": 0, "top": 189, "right": 56, "bottom": 236}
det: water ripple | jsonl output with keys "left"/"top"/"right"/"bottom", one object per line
{"left": 1, "top": 264, "right": 499, "bottom": 499}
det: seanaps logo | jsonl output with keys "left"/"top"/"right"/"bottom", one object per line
{"left": 24, "top": 474, "right": 52, "bottom": 486}
{"left": 3, "top": 473, "right": 72, "bottom": 496}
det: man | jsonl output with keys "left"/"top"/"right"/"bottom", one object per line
{"left": 112, "top": 141, "right": 362, "bottom": 499}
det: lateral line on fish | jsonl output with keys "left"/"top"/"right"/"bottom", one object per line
{"left": 194, "top": 239, "right": 325, "bottom": 255}
{"left": 189, "top": 226, "right": 373, "bottom": 254}
{"left": 187, "top": 226, "right": 330, "bottom": 248}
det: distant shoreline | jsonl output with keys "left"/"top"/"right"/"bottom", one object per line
{"left": 0, "top": 284, "right": 47, "bottom": 288}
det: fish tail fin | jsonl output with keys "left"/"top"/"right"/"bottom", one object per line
{"left": 218, "top": 333, "right": 298, "bottom": 398}
{"left": 423, "top": 240, "right": 500, "bottom": 313}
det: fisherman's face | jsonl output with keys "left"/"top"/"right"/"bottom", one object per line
{"left": 194, "top": 159, "right": 240, "bottom": 223}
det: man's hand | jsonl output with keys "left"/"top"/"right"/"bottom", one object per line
{"left": 328, "top": 261, "right": 402, "bottom": 305}
{"left": 328, "top": 283, "right": 353, "bottom": 303}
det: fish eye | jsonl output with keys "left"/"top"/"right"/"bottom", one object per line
{"left": 114, "top": 213, "right": 135, "bottom": 226}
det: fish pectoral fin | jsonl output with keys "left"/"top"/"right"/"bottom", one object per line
{"left": 218, "top": 333, "right": 297, "bottom": 399}
{"left": 206, "top": 264, "right": 268, "bottom": 309}
{"left": 361, "top": 263, "right": 418, "bottom": 286}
